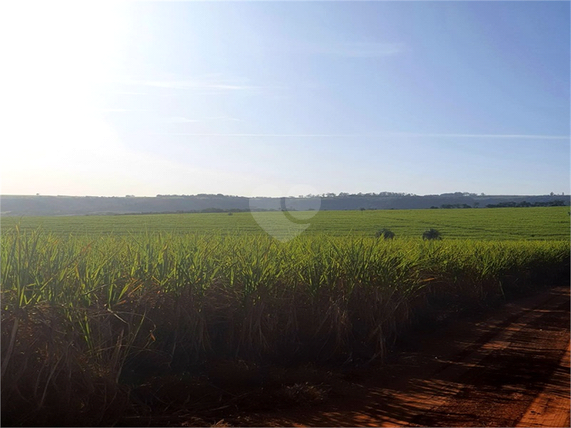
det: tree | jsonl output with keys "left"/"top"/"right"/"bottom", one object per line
{"left": 422, "top": 228, "right": 442, "bottom": 240}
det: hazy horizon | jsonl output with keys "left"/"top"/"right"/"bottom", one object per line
{"left": 2, "top": 1, "right": 570, "bottom": 198}
{"left": 2, "top": 190, "right": 568, "bottom": 199}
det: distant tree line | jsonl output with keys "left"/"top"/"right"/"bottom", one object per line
{"left": 486, "top": 200, "right": 566, "bottom": 208}
{"left": 156, "top": 194, "right": 242, "bottom": 198}
{"left": 116, "top": 208, "right": 252, "bottom": 216}
{"left": 5, "top": 192, "right": 568, "bottom": 217}
{"left": 440, "top": 203, "right": 473, "bottom": 209}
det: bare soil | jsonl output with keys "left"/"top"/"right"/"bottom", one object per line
{"left": 124, "top": 286, "right": 570, "bottom": 427}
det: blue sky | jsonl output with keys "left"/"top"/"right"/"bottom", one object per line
{"left": 2, "top": 1, "right": 569, "bottom": 197}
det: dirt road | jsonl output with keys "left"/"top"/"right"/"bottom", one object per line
{"left": 230, "top": 286, "right": 570, "bottom": 427}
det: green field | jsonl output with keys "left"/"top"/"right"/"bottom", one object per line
{"left": 2, "top": 206, "right": 569, "bottom": 240}
{"left": 1, "top": 207, "right": 569, "bottom": 425}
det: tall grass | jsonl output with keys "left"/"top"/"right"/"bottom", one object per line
{"left": 1, "top": 228, "right": 569, "bottom": 424}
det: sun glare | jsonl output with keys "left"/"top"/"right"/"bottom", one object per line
{"left": 2, "top": 1, "right": 128, "bottom": 194}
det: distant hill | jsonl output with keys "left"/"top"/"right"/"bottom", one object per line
{"left": 0, "top": 192, "right": 568, "bottom": 216}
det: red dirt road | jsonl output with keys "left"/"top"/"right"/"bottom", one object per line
{"left": 229, "top": 286, "right": 570, "bottom": 427}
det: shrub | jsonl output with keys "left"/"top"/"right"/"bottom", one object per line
{"left": 422, "top": 228, "right": 442, "bottom": 240}
{"left": 376, "top": 228, "right": 395, "bottom": 239}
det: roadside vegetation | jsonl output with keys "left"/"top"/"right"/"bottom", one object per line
{"left": 1, "top": 208, "right": 569, "bottom": 425}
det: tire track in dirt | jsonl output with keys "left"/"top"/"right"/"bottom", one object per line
{"left": 517, "top": 342, "right": 570, "bottom": 428}
{"left": 411, "top": 296, "right": 570, "bottom": 427}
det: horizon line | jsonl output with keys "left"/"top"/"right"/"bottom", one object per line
{"left": 2, "top": 192, "right": 568, "bottom": 198}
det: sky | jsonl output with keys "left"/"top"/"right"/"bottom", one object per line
{"left": 2, "top": 1, "right": 570, "bottom": 197}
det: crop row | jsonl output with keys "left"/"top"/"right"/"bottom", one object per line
{"left": 2, "top": 206, "right": 569, "bottom": 240}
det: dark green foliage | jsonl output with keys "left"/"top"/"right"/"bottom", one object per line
{"left": 486, "top": 200, "right": 566, "bottom": 208}
{"left": 422, "top": 228, "right": 442, "bottom": 240}
{"left": 441, "top": 203, "right": 472, "bottom": 209}
{"left": 375, "top": 228, "right": 395, "bottom": 239}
